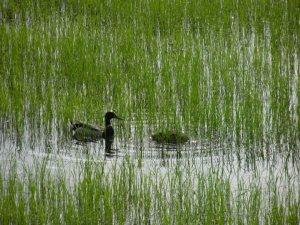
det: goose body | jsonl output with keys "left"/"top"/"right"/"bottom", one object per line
{"left": 71, "top": 112, "right": 123, "bottom": 152}
{"left": 70, "top": 122, "right": 103, "bottom": 142}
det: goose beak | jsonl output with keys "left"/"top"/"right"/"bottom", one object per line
{"left": 115, "top": 116, "right": 123, "bottom": 120}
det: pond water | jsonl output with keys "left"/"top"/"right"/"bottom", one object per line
{"left": 1, "top": 116, "right": 299, "bottom": 202}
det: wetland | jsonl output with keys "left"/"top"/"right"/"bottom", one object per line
{"left": 0, "top": 1, "right": 299, "bottom": 224}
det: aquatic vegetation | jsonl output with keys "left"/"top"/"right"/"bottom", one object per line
{"left": 0, "top": 1, "right": 299, "bottom": 224}
{"left": 152, "top": 131, "right": 189, "bottom": 144}
{"left": 0, "top": 159, "right": 299, "bottom": 224}
{"left": 0, "top": 0, "right": 298, "bottom": 149}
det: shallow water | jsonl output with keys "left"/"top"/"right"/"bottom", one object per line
{"left": 0, "top": 117, "right": 299, "bottom": 203}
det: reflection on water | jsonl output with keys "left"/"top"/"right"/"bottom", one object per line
{"left": 0, "top": 118, "right": 299, "bottom": 201}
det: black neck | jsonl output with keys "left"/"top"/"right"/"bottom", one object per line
{"left": 105, "top": 118, "right": 111, "bottom": 127}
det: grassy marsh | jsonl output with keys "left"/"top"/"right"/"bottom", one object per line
{"left": 0, "top": 0, "right": 299, "bottom": 224}
{"left": 0, "top": 158, "right": 299, "bottom": 224}
{"left": 0, "top": 0, "right": 298, "bottom": 147}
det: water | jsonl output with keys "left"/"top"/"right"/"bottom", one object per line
{"left": 0, "top": 116, "right": 299, "bottom": 204}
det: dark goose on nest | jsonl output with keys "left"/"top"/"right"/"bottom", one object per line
{"left": 70, "top": 112, "right": 123, "bottom": 144}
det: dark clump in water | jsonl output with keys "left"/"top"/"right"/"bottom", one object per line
{"left": 152, "top": 131, "right": 189, "bottom": 144}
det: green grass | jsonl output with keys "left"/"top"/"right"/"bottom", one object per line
{"left": 0, "top": 0, "right": 299, "bottom": 148}
{"left": 0, "top": 158, "right": 299, "bottom": 225}
{"left": 0, "top": 1, "right": 299, "bottom": 224}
